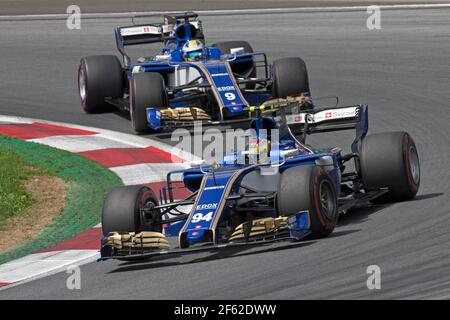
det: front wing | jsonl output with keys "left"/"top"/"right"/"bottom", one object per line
{"left": 99, "top": 211, "right": 311, "bottom": 261}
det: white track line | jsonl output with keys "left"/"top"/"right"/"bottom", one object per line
{"left": 28, "top": 134, "right": 136, "bottom": 153}
{"left": 110, "top": 162, "right": 189, "bottom": 185}
{"left": 0, "top": 114, "right": 201, "bottom": 162}
{"left": 0, "top": 251, "right": 100, "bottom": 291}
{"left": 0, "top": 4, "right": 449, "bottom": 21}
{"left": 0, "top": 250, "right": 99, "bottom": 283}
{"left": 0, "top": 114, "right": 195, "bottom": 290}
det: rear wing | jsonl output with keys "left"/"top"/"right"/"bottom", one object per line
{"left": 284, "top": 105, "right": 364, "bottom": 132}
{"left": 114, "top": 12, "right": 204, "bottom": 65}
{"left": 245, "top": 98, "right": 367, "bottom": 135}
{"left": 115, "top": 24, "right": 173, "bottom": 47}
{"left": 282, "top": 104, "right": 369, "bottom": 153}
{"left": 114, "top": 22, "right": 171, "bottom": 66}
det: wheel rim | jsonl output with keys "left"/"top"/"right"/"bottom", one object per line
{"left": 78, "top": 68, "right": 87, "bottom": 101}
{"left": 138, "top": 189, "right": 153, "bottom": 209}
{"left": 319, "top": 180, "right": 335, "bottom": 219}
{"left": 139, "top": 191, "right": 161, "bottom": 231}
{"left": 408, "top": 145, "right": 420, "bottom": 185}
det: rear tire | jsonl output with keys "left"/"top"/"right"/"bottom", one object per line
{"left": 212, "top": 40, "right": 254, "bottom": 56}
{"left": 277, "top": 165, "right": 338, "bottom": 237}
{"left": 272, "top": 57, "right": 310, "bottom": 98}
{"left": 360, "top": 131, "right": 420, "bottom": 202}
{"left": 130, "top": 72, "right": 167, "bottom": 133}
{"left": 212, "top": 40, "right": 256, "bottom": 87}
{"left": 78, "top": 55, "right": 124, "bottom": 113}
{"left": 102, "top": 185, "right": 161, "bottom": 236}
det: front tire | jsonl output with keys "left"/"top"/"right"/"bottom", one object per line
{"left": 277, "top": 165, "right": 338, "bottom": 237}
{"left": 360, "top": 131, "right": 420, "bottom": 202}
{"left": 78, "top": 55, "right": 123, "bottom": 113}
{"left": 130, "top": 72, "right": 167, "bottom": 133}
{"left": 102, "top": 185, "right": 161, "bottom": 236}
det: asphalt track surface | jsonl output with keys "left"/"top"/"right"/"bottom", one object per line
{"left": 1, "top": 9, "right": 450, "bottom": 299}
{"left": 2, "top": 0, "right": 450, "bottom": 15}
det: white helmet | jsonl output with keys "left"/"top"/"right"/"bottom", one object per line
{"left": 182, "top": 40, "right": 204, "bottom": 61}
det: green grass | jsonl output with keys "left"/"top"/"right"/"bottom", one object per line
{"left": 0, "top": 135, "right": 123, "bottom": 264}
{"left": 0, "top": 150, "right": 36, "bottom": 227}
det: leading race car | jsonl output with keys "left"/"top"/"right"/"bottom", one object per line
{"left": 77, "top": 12, "right": 311, "bottom": 133}
{"left": 99, "top": 97, "right": 421, "bottom": 261}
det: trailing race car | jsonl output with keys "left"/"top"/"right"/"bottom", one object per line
{"left": 77, "top": 12, "right": 311, "bottom": 133}
{"left": 99, "top": 97, "right": 421, "bottom": 261}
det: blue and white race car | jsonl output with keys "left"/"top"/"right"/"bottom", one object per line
{"left": 99, "top": 98, "right": 421, "bottom": 260}
{"left": 77, "top": 12, "right": 311, "bottom": 133}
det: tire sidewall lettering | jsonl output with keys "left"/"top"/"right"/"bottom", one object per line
{"left": 312, "top": 168, "right": 336, "bottom": 229}
{"left": 403, "top": 134, "right": 419, "bottom": 194}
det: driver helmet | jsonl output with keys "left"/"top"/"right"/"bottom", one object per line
{"left": 182, "top": 40, "right": 204, "bottom": 61}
